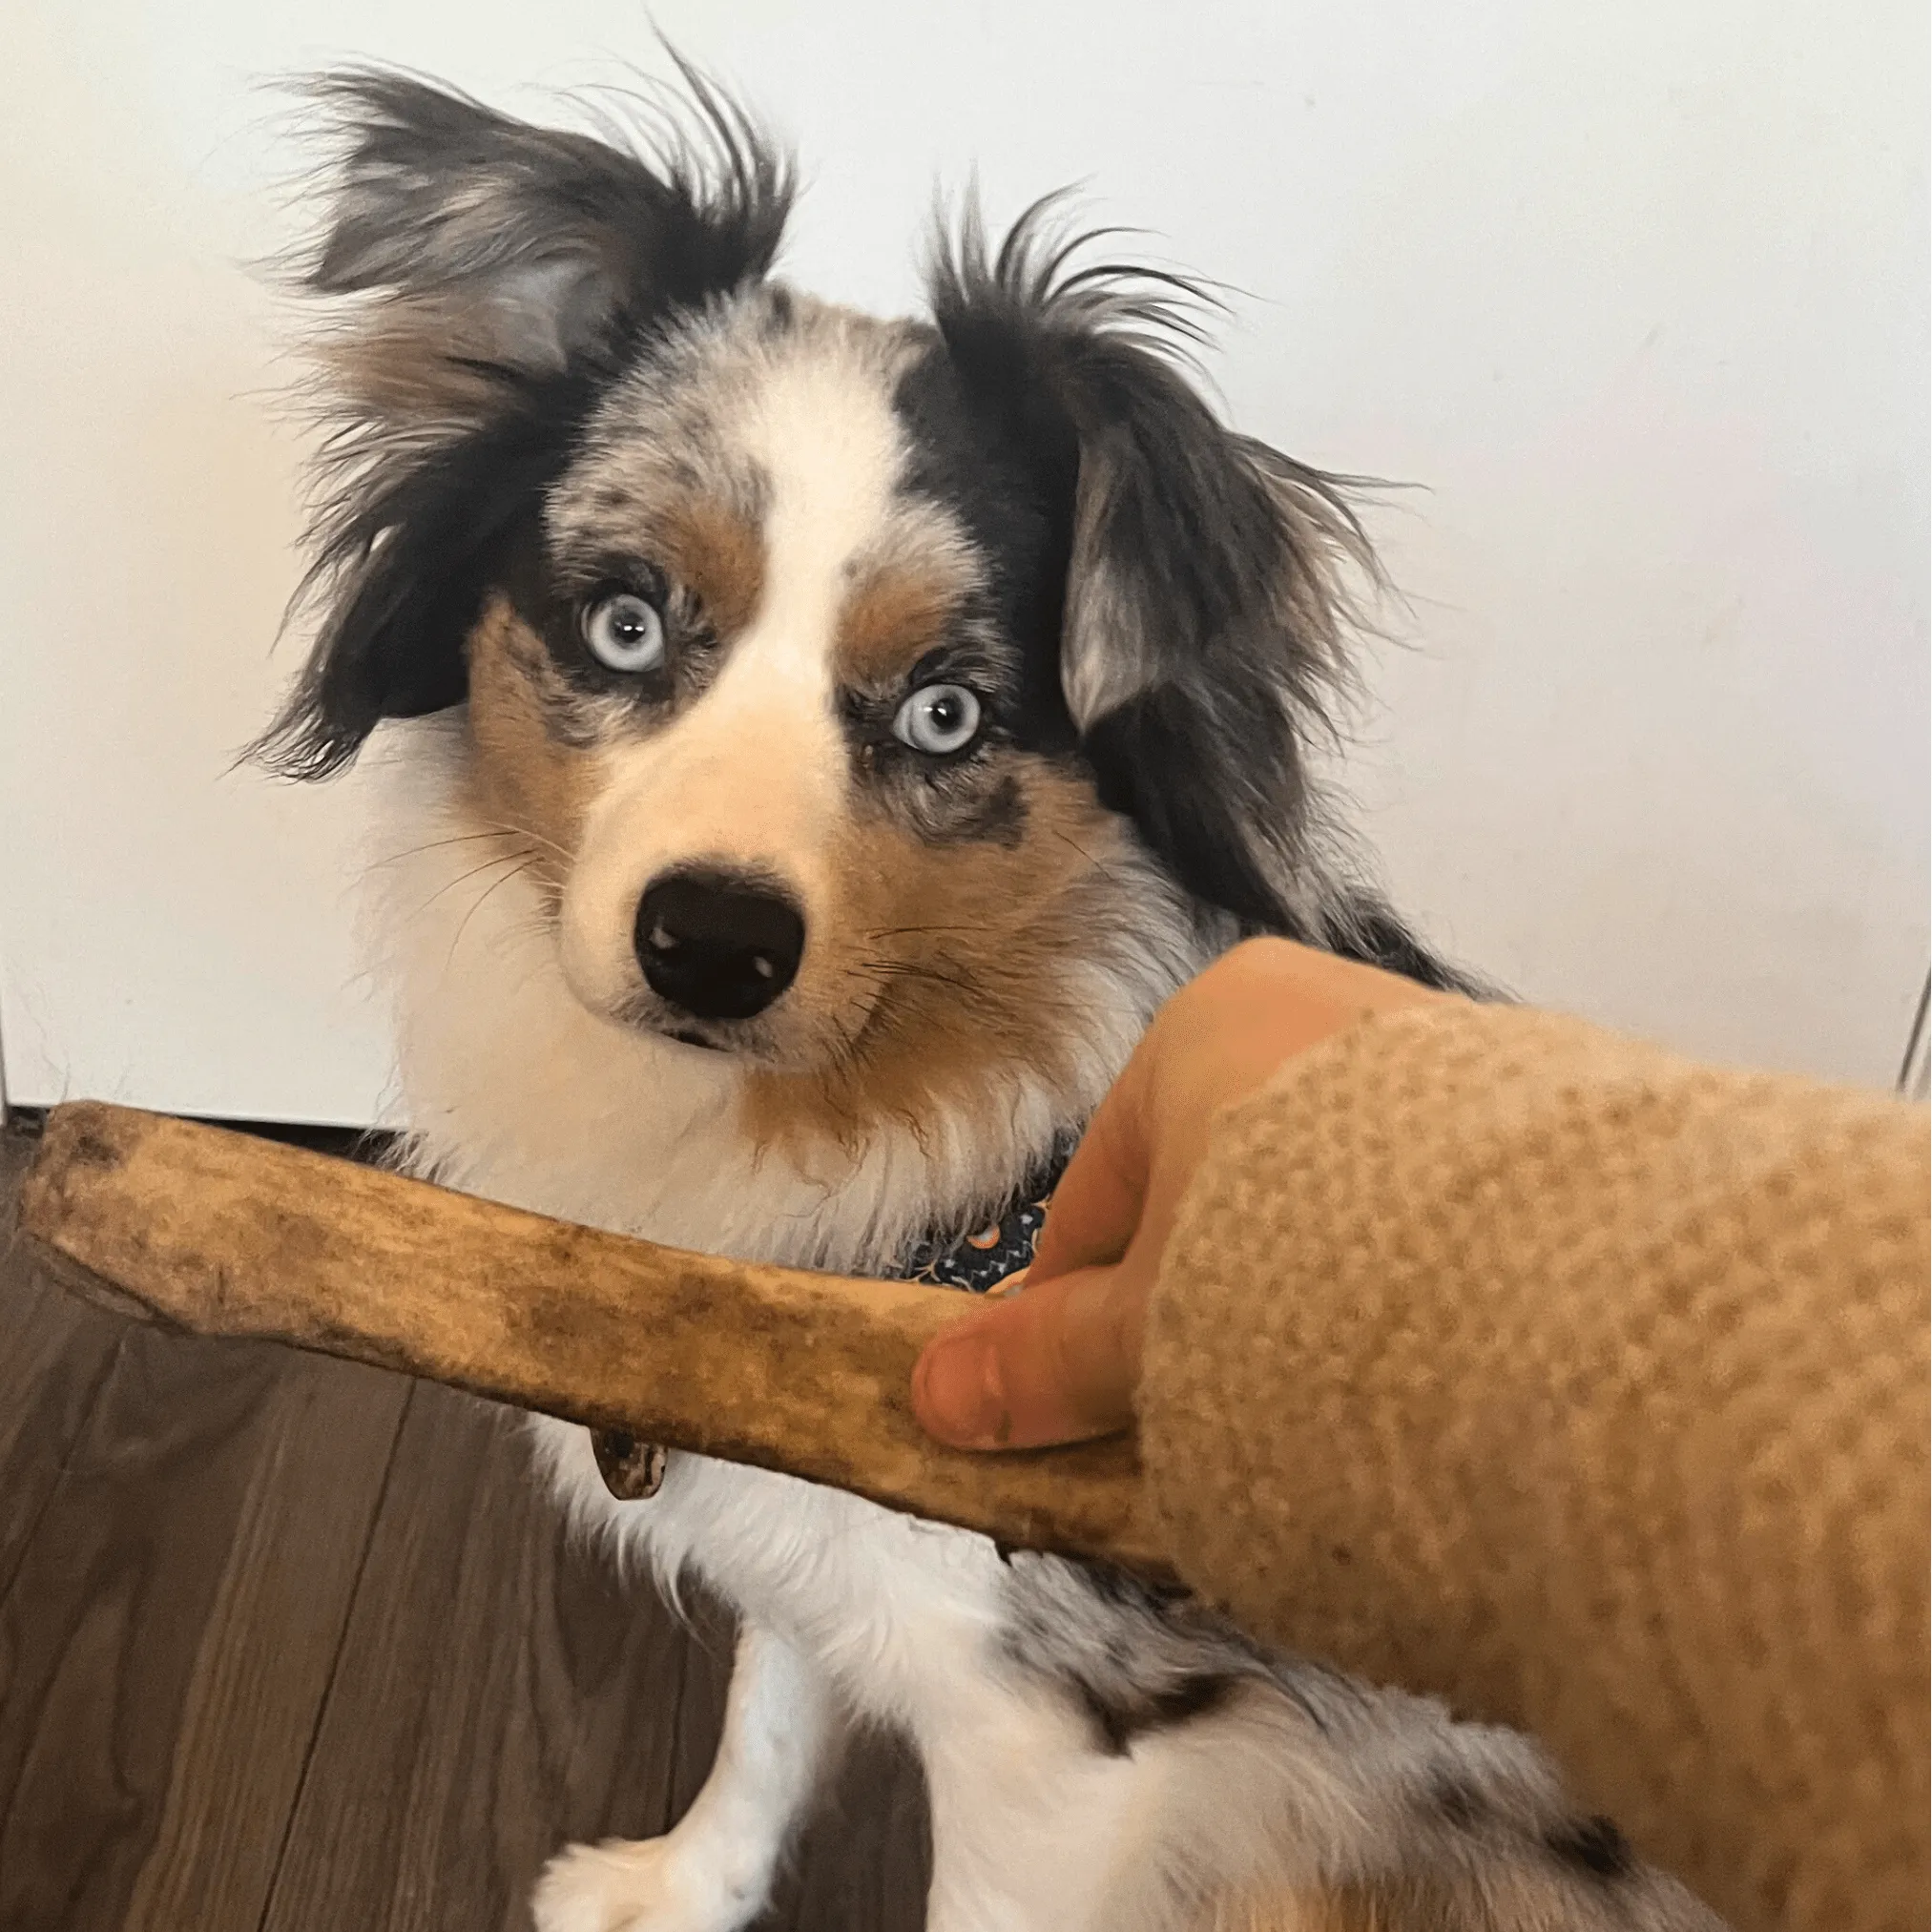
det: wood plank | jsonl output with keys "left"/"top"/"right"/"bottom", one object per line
{"left": 6, "top": 1121, "right": 929, "bottom": 1928}
{"left": 261, "top": 1381, "right": 929, "bottom": 1932}
{"left": 117, "top": 1356, "right": 409, "bottom": 1932}
{"left": 260, "top": 1382, "right": 707, "bottom": 1932}
{"left": 0, "top": 1126, "right": 126, "bottom": 1597}
{"left": 0, "top": 1313, "right": 406, "bottom": 1932}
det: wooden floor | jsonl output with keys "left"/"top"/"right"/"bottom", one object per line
{"left": 0, "top": 1122, "right": 929, "bottom": 1932}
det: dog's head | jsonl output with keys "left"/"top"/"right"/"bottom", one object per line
{"left": 262, "top": 67, "right": 1383, "bottom": 1131}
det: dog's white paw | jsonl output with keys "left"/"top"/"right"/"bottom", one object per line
{"left": 530, "top": 1837, "right": 761, "bottom": 1932}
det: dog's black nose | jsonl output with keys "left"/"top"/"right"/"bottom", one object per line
{"left": 634, "top": 872, "right": 805, "bottom": 1022}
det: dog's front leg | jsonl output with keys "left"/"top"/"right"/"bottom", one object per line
{"left": 532, "top": 1622, "right": 832, "bottom": 1932}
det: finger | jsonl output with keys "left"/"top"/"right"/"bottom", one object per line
{"left": 1028, "top": 1062, "right": 1153, "bottom": 1286}
{"left": 910, "top": 1260, "right": 1147, "bottom": 1450}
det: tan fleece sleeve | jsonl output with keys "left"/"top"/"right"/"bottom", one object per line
{"left": 1138, "top": 1003, "right": 1928, "bottom": 1932}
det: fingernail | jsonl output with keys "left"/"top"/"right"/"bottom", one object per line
{"left": 917, "top": 1334, "right": 1007, "bottom": 1447}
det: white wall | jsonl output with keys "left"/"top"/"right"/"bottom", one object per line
{"left": 2, "top": 0, "right": 1924, "bottom": 1121}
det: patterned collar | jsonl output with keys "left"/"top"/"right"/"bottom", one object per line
{"left": 894, "top": 1145, "right": 1071, "bottom": 1295}
{"left": 590, "top": 1145, "right": 1072, "bottom": 1500}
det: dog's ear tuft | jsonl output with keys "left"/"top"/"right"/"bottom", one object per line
{"left": 257, "top": 60, "right": 794, "bottom": 779}
{"left": 928, "top": 202, "right": 1379, "bottom": 933}
{"left": 305, "top": 61, "right": 791, "bottom": 390}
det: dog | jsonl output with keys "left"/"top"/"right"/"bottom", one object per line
{"left": 259, "top": 61, "right": 1722, "bottom": 1932}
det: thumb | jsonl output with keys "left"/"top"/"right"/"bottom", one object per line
{"left": 910, "top": 1259, "right": 1148, "bottom": 1450}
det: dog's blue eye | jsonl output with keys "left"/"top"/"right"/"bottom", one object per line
{"left": 582, "top": 592, "right": 665, "bottom": 673}
{"left": 893, "top": 683, "right": 982, "bottom": 756}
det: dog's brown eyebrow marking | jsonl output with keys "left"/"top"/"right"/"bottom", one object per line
{"left": 654, "top": 497, "right": 766, "bottom": 640}
{"left": 834, "top": 561, "right": 968, "bottom": 687}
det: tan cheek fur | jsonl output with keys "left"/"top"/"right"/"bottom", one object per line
{"left": 740, "top": 761, "right": 1136, "bottom": 1156}
{"left": 462, "top": 596, "right": 601, "bottom": 903}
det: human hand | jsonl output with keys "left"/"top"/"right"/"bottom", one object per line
{"left": 909, "top": 937, "right": 1446, "bottom": 1449}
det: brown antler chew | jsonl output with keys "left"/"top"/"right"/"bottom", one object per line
{"left": 17, "top": 1101, "right": 1168, "bottom": 1578}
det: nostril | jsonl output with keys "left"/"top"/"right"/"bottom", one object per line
{"left": 633, "top": 871, "right": 806, "bottom": 1023}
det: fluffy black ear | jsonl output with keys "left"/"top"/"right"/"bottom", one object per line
{"left": 258, "top": 61, "right": 793, "bottom": 778}
{"left": 927, "top": 205, "right": 1379, "bottom": 938}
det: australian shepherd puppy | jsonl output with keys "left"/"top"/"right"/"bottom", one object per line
{"left": 260, "top": 63, "right": 1719, "bottom": 1932}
